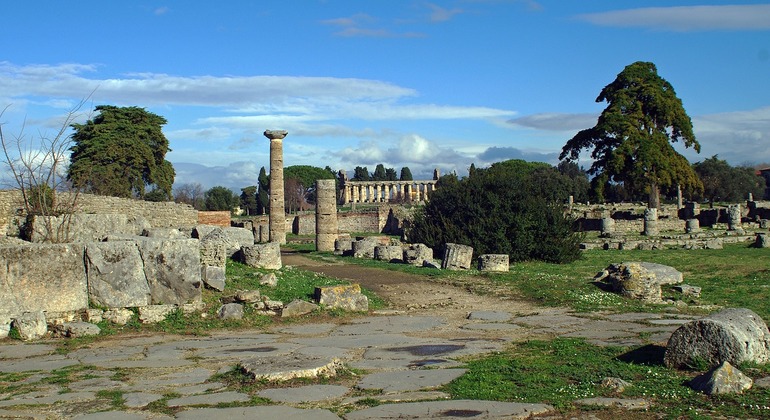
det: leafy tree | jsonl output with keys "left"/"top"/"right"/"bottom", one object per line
{"left": 204, "top": 186, "right": 238, "bottom": 212}
{"left": 240, "top": 186, "right": 257, "bottom": 215}
{"left": 174, "top": 182, "right": 205, "bottom": 210}
{"left": 283, "top": 165, "right": 336, "bottom": 206}
{"left": 399, "top": 167, "right": 413, "bottom": 181}
{"left": 353, "top": 166, "right": 371, "bottom": 181}
{"left": 257, "top": 166, "right": 269, "bottom": 215}
{"left": 385, "top": 167, "right": 398, "bottom": 181}
{"left": 556, "top": 161, "right": 590, "bottom": 203}
{"left": 560, "top": 61, "right": 701, "bottom": 208}
{"left": 408, "top": 159, "right": 584, "bottom": 263}
{"left": 693, "top": 156, "right": 766, "bottom": 205}
{"left": 68, "top": 105, "right": 175, "bottom": 199}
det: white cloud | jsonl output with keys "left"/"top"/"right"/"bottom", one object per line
{"left": 577, "top": 5, "right": 770, "bottom": 31}
{"left": 691, "top": 107, "right": 770, "bottom": 164}
{"left": 508, "top": 112, "right": 598, "bottom": 132}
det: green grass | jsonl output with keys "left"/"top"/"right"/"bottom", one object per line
{"left": 507, "top": 243, "right": 770, "bottom": 319}
{"left": 447, "top": 338, "right": 770, "bottom": 418}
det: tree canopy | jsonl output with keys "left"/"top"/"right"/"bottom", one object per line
{"left": 560, "top": 61, "right": 701, "bottom": 208}
{"left": 68, "top": 105, "right": 175, "bottom": 199}
{"left": 399, "top": 167, "right": 413, "bottom": 181}
{"left": 408, "top": 159, "right": 584, "bottom": 263}
{"left": 257, "top": 166, "right": 269, "bottom": 215}
{"left": 204, "top": 186, "right": 238, "bottom": 212}
{"left": 283, "top": 165, "right": 336, "bottom": 207}
{"left": 693, "top": 156, "right": 765, "bottom": 205}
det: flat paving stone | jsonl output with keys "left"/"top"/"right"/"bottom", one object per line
{"left": 331, "top": 315, "right": 445, "bottom": 335}
{"left": 466, "top": 311, "right": 512, "bottom": 322}
{"left": 175, "top": 406, "right": 342, "bottom": 420}
{"left": 68, "top": 377, "right": 125, "bottom": 392}
{"left": 648, "top": 319, "right": 691, "bottom": 325}
{"left": 356, "top": 368, "right": 467, "bottom": 393}
{"left": 0, "top": 391, "right": 96, "bottom": 407}
{"left": 462, "top": 322, "right": 523, "bottom": 331}
{"left": 258, "top": 384, "right": 349, "bottom": 403}
{"left": 0, "top": 356, "right": 80, "bottom": 373}
{"left": 274, "top": 323, "right": 338, "bottom": 335}
{"left": 123, "top": 392, "right": 164, "bottom": 408}
{"left": 0, "top": 343, "right": 55, "bottom": 359}
{"left": 167, "top": 391, "right": 250, "bottom": 407}
{"left": 345, "top": 399, "right": 553, "bottom": 419}
{"left": 0, "top": 409, "right": 48, "bottom": 419}
{"left": 604, "top": 312, "right": 664, "bottom": 322}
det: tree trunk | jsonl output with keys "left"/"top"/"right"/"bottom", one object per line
{"left": 648, "top": 183, "right": 661, "bottom": 209}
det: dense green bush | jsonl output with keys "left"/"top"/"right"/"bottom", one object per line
{"left": 407, "top": 160, "right": 584, "bottom": 263}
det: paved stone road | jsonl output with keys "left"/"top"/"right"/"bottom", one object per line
{"left": 0, "top": 255, "right": 702, "bottom": 419}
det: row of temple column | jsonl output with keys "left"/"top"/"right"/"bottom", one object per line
{"left": 342, "top": 181, "right": 437, "bottom": 204}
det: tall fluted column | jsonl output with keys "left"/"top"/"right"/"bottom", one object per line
{"left": 264, "top": 130, "right": 287, "bottom": 244}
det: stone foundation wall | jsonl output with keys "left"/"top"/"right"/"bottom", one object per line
{"left": 0, "top": 190, "right": 198, "bottom": 235}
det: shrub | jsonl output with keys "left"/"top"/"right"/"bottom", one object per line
{"left": 407, "top": 160, "right": 584, "bottom": 263}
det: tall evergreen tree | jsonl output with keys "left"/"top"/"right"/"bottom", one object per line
{"left": 399, "top": 167, "right": 413, "bottom": 181}
{"left": 560, "top": 61, "right": 701, "bottom": 208}
{"left": 257, "top": 166, "right": 269, "bottom": 215}
{"left": 372, "top": 164, "right": 387, "bottom": 181}
{"left": 353, "top": 166, "right": 371, "bottom": 181}
{"left": 68, "top": 105, "right": 175, "bottom": 199}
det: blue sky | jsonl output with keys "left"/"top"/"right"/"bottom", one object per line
{"left": 2, "top": 1, "right": 769, "bottom": 192}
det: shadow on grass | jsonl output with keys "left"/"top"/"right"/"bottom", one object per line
{"left": 616, "top": 344, "right": 667, "bottom": 365}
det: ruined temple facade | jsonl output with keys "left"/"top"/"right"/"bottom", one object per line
{"left": 341, "top": 180, "right": 437, "bottom": 204}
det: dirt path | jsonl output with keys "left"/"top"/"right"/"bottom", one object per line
{"left": 282, "top": 251, "right": 542, "bottom": 331}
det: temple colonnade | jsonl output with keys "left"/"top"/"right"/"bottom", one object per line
{"left": 342, "top": 180, "right": 437, "bottom": 204}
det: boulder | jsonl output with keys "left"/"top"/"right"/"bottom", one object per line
{"left": 198, "top": 230, "right": 228, "bottom": 270}
{"left": 103, "top": 308, "right": 134, "bottom": 325}
{"left": 201, "top": 266, "right": 226, "bottom": 291}
{"left": 85, "top": 241, "right": 151, "bottom": 308}
{"left": 223, "top": 227, "right": 255, "bottom": 252}
{"left": 478, "top": 254, "right": 509, "bottom": 272}
{"left": 689, "top": 361, "right": 753, "bottom": 395}
{"left": 315, "top": 284, "right": 369, "bottom": 312}
{"left": 235, "top": 290, "right": 261, "bottom": 303}
{"left": 0, "top": 243, "right": 88, "bottom": 317}
{"left": 664, "top": 308, "right": 770, "bottom": 369}
{"left": 281, "top": 299, "right": 319, "bottom": 318}
{"left": 403, "top": 243, "right": 434, "bottom": 266}
{"left": 137, "top": 239, "right": 202, "bottom": 305}
{"left": 138, "top": 304, "right": 176, "bottom": 323}
{"left": 218, "top": 303, "right": 244, "bottom": 320}
{"left": 260, "top": 272, "right": 278, "bottom": 287}
{"left": 52, "top": 321, "right": 101, "bottom": 338}
{"left": 374, "top": 245, "right": 403, "bottom": 262}
{"left": 334, "top": 237, "right": 354, "bottom": 256}
{"left": 602, "top": 262, "right": 683, "bottom": 303}
{"left": 192, "top": 224, "right": 219, "bottom": 239}
{"left": 441, "top": 243, "right": 474, "bottom": 270}
{"left": 240, "top": 242, "right": 282, "bottom": 270}
{"left": 12, "top": 311, "right": 48, "bottom": 341}
{"left": 352, "top": 237, "right": 379, "bottom": 259}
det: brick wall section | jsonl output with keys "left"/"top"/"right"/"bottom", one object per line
{"left": 0, "top": 190, "right": 198, "bottom": 235}
{"left": 197, "top": 211, "right": 231, "bottom": 228}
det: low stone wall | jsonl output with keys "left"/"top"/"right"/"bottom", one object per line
{"left": 0, "top": 190, "right": 198, "bottom": 235}
{"left": 290, "top": 206, "right": 403, "bottom": 235}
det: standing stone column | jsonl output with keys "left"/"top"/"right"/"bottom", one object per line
{"left": 727, "top": 204, "right": 742, "bottom": 231}
{"left": 600, "top": 216, "right": 615, "bottom": 238}
{"left": 315, "top": 179, "right": 338, "bottom": 252}
{"left": 643, "top": 208, "right": 659, "bottom": 236}
{"left": 374, "top": 184, "right": 381, "bottom": 202}
{"left": 264, "top": 130, "right": 287, "bottom": 244}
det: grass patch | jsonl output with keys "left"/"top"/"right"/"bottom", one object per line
{"left": 447, "top": 338, "right": 770, "bottom": 417}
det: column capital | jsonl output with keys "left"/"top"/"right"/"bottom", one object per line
{"left": 264, "top": 130, "right": 288, "bottom": 140}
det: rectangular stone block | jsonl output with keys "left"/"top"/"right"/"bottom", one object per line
{"left": 86, "top": 241, "right": 151, "bottom": 308}
{"left": 314, "top": 284, "right": 368, "bottom": 312}
{"left": 0, "top": 243, "right": 88, "bottom": 317}
{"left": 137, "top": 239, "right": 202, "bottom": 305}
